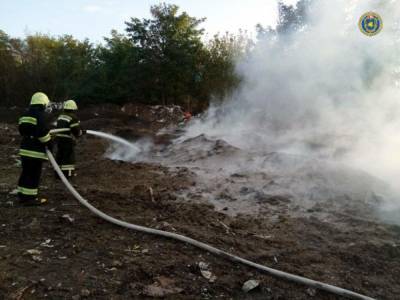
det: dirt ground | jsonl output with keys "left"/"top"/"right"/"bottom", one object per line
{"left": 1, "top": 105, "right": 400, "bottom": 300}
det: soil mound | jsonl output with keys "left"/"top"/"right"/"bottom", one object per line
{"left": 1, "top": 108, "right": 399, "bottom": 299}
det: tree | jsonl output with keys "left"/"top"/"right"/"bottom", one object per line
{"left": 256, "top": 0, "right": 312, "bottom": 39}
{"left": 125, "top": 3, "right": 206, "bottom": 105}
{"left": 0, "top": 33, "right": 96, "bottom": 106}
{"left": 0, "top": 30, "right": 17, "bottom": 105}
{"left": 198, "top": 31, "right": 252, "bottom": 108}
{"left": 91, "top": 30, "right": 141, "bottom": 104}
{"left": 52, "top": 35, "right": 95, "bottom": 101}
{"left": 0, "top": 3, "right": 250, "bottom": 109}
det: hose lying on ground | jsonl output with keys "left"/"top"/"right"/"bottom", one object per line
{"left": 45, "top": 139, "right": 375, "bottom": 300}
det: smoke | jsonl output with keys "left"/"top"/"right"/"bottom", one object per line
{"left": 106, "top": 137, "right": 153, "bottom": 161}
{"left": 181, "top": 0, "right": 400, "bottom": 220}
{"left": 106, "top": 0, "right": 400, "bottom": 222}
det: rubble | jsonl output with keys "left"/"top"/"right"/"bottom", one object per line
{"left": 61, "top": 214, "right": 75, "bottom": 223}
{"left": 242, "top": 279, "right": 260, "bottom": 293}
{"left": 26, "top": 249, "right": 41, "bottom": 255}
{"left": 199, "top": 262, "right": 217, "bottom": 283}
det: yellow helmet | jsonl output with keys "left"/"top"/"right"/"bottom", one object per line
{"left": 64, "top": 99, "right": 78, "bottom": 110}
{"left": 30, "top": 92, "right": 50, "bottom": 106}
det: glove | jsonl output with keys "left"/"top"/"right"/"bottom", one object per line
{"left": 81, "top": 129, "right": 87, "bottom": 135}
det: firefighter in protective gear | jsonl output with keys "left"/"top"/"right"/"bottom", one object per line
{"left": 17, "top": 92, "right": 52, "bottom": 206}
{"left": 55, "top": 100, "right": 83, "bottom": 178}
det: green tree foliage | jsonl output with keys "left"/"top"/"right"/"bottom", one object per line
{"left": 200, "top": 31, "right": 252, "bottom": 105}
{"left": 0, "top": 30, "right": 17, "bottom": 105}
{"left": 0, "top": 33, "right": 95, "bottom": 106}
{"left": 51, "top": 36, "right": 95, "bottom": 101}
{"left": 89, "top": 30, "right": 140, "bottom": 104}
{"left": 256, "top": 0, "right": 312, "bottom": 39}
{"left": 125, "top": 3, "right": 207, "bottom": 105}
{"left": 0, "top": 3, "right": 260, "bottom": 110}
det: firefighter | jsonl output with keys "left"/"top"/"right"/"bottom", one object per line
{"left": 54, "top": 100, "right": 83, "bottom": 178}
{"left": 17, "top": 92, "right": 52, "bottom": 206}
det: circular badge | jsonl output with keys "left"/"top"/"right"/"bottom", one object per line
{"left": 359, "top": 12, "right": 383, "bottom": 36}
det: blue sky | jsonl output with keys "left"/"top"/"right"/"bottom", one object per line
{"left": 0, "top": 0, "right": 298, "bottom": 43}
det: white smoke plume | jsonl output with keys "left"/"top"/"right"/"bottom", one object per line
{"left": 107, "top": 0, "right": 400, "bottom": 223}
{"left": 106, "top": 137, "right": 153, "bottom": 161}
{"left": 181, "top": 0, "right": 400, "bottom": 220}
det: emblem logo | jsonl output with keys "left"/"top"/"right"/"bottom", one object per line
{"left": 359, "top": 12, "right": 383, "bottom": 36}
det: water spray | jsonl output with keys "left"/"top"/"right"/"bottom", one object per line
{"left": 46, "top": 130, "right": 375, "bottom": 300}
{"left": 50, "top": 128, "right": 140, "bottom": 152}
{"left": 86, "top": 130, "right": 140, "bottom": 152}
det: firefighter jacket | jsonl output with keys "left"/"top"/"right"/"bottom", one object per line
{"left": 18, "top": 105, "right": 52, "bottom": 160}
{"left": 55, "top": 112, "right": 82, "bottom": 140}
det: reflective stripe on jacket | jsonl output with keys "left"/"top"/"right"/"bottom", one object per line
{"left": 18, "top": 106, "right": 51, "bottom": 160}
{"left": 55, "top": 112, "right": 81, "bottom": 140}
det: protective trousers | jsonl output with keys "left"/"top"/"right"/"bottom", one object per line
{"left": 17, "top": 157, "right": 43, "bottom": 202}
{"left": 56, "top": 137, "right": 75, "bottom": 177}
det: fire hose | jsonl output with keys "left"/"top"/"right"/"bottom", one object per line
{"left": 46, "top": 129, "right": 375, "bottom": 300}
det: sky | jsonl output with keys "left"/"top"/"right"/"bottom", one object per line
{"left": 0, "top": 0, "right": 299, "bottom": 43}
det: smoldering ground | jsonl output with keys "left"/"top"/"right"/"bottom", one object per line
{"left": 109, "top": 0, "right": 400, "bottom": 224}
